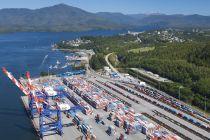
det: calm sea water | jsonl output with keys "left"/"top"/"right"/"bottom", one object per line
{"left": 0, "top": 30, "right": 128, "bottom": 140}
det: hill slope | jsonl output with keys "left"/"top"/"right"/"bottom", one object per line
{"left": 118, "top": 41, "right": 210, "bottom": 111}
{"left": 96, "top": 12, "right": 138, "bottom": 25}
{"left": 0, "top": 4, "right": 124, "bottom": 32}
{"left": 139, "top": 14, "right": 210, "bottom": 28}
{"left": 0, "top": 4, "right": 210, "bottom": 32}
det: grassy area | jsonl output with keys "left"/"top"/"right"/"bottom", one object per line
{"left": 40, "top": 71, "right": 55, "bottom": 77}
{"left": 108, "top": 53, "right": 119, "bottom": 67}
{"left": 128, "top": 47, "right": 155, "bottom": 53}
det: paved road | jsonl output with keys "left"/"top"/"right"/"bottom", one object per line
{"left": 105, "top": 53, "right": 118, "bottom": 73}
{"left": 130, "top": 68, "right": 172, "bottom": 83}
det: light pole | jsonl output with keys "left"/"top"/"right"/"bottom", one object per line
{"left": 204, "top": 90, "right": 210, "bottom": 113}
{"left": 158, "top": 82, "right": 160, "bottom": 90}
{"left": 204, "top": 95, "right": 207, "bottom": 114}
{"left": 48, "top": 65, "right": 52, "bottom": 76}
{"left": 204, "top": 90, "right": 209, "bottom": 115}
{"left": 48, "top": 67, "right": 49, "bottom": 76}
{"left": 178, "top": 86, "right": 183, "bottom": 101}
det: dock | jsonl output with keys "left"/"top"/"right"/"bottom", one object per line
{"left": 21, "top": 96, "right": 83, "bottom": 140}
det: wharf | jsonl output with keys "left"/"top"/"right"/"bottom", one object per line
{"left": 21, "top": 96, "right": 83, "bottom": 140}
{"left": 21, "top": 88, "right": 146, "bottom": 140}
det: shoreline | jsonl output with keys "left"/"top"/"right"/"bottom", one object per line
{"left": 20, "top": 96, "right": 40, "bottom": 139}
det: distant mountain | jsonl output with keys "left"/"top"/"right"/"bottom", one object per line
{"left": 0, "top": 4, "right": 210, "bottom": 33}
{"left": 96, "top": 12, "right": 138, "bottom": 25}
{"left": 127, "top": 13, "right": 148, "bottom": 21}
{"left": 0, "top": 4, "right": 126, "bottom": 32}
{"left": 138, "top": 14, "right": 210, "bottom": 28}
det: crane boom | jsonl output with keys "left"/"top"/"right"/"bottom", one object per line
{"left": 26, "top": 71, "right": 35, "bottom": 90}
{"left": 2, "top": 67, "right": 57, "bottom": 113}
{"left": 2, "top": 67, "right": 29, "bottom": 96}
{"left": 2, "top": 67, "right": 43, "bottom": 111}
{"left": 25, "top": 71, "right": 56, "bottom": 109}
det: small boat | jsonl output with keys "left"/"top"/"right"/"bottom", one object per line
{"left": 56, "top": 60, "right": 61, "bottom": 65}
{"left": 49, "top": 65, "right": 53, "bottom": 69}
{"left": 61, "top": 65, "right": 68, "bottom": 69}
{"left": 53, "top": 65, "right": 58, "bottom": 69}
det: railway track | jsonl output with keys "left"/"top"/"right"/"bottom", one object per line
{"left": 113, "top": 82, "right": 210, "bottom": 132}
{"left": 153, "top": 110, "right": 210, "bottom": 140}
{"left": 107, "top": 81, "right": 210, "bottom": 139}
{"left": 142, "top": 112, "right": 192, "bottom": 140}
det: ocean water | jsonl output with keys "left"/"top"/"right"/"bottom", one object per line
{"left": 0, "top": 30, "right": 128, "bottom": 140}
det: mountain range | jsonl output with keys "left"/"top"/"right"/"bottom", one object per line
{"left": 0, "top": 4, "right": 210, "bottom": 32}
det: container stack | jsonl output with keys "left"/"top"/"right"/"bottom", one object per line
{"left": 79, "top": 100, "right": 93, "bottom": 115}
{"left": 107, "top": 125, "right": 116, "bottom": 136}
{"left": 106, "top": 103, "right": 159, "bottom": 136}
{"left": 141, "top": 122, "right": 156, "bottom": 135}
{"left": 34, "top": 78, "right": 74, "bottom": 110}
{"left": 66, "top": 90, "right": 93, "bottom": 115}
{"left": 105, "top": 100, "right": 125, "bottom": 112}
{"left": 63, "top": 77, "right": 116, "bottom": 109}
{"left": 63, "top": 76, "right": 180, "bottom": 139}
{"left": 73, "top": 114, "right": 83, "bottom": 125}
{"left": 150, "top": 130, "right": 182, "bottom": 140}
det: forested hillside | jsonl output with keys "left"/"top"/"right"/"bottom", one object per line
{"left": 118, "top": 42, "right": 210, "bottom": 111}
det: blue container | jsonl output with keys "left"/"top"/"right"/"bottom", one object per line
{"left": 183, "top": 115, "right": 189, "bottom": 120}
{"left": 124, "top": 121, "right": 129, "bottom": 129}
{"left": 142, "top": 126, "right": 147, "bottom": 134}
{"left": 195, "top": 121, "right": 201, "bottom": 126}
{"left": 115, "top": 119, "right": 121, "bottom": 127}
{"left": 189, "top": 118, "right": 195, "bottom": 123}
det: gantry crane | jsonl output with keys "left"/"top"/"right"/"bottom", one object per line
{"left": 2, "top": 67, "right": 63, "bottom": 137}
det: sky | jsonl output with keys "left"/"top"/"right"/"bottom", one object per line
{"left": 0, "top": 0, "right": 210, "bottom": 15}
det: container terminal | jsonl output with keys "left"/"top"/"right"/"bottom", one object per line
{"left": 2, "top": 64, "right": 210, "bottom": 140}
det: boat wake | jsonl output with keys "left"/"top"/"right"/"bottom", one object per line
{"left": 40, "top": 54, "right": 48, "bottom": 68}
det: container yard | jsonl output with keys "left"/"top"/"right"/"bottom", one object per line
{"left": 62, "top": 75, "right": 181, "bottom": 140}
{"left": 112, "top": 81, "right": 210, "bottom": 131}
{"left": 2, "top": 66, "right": 210, "bottom": 140}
